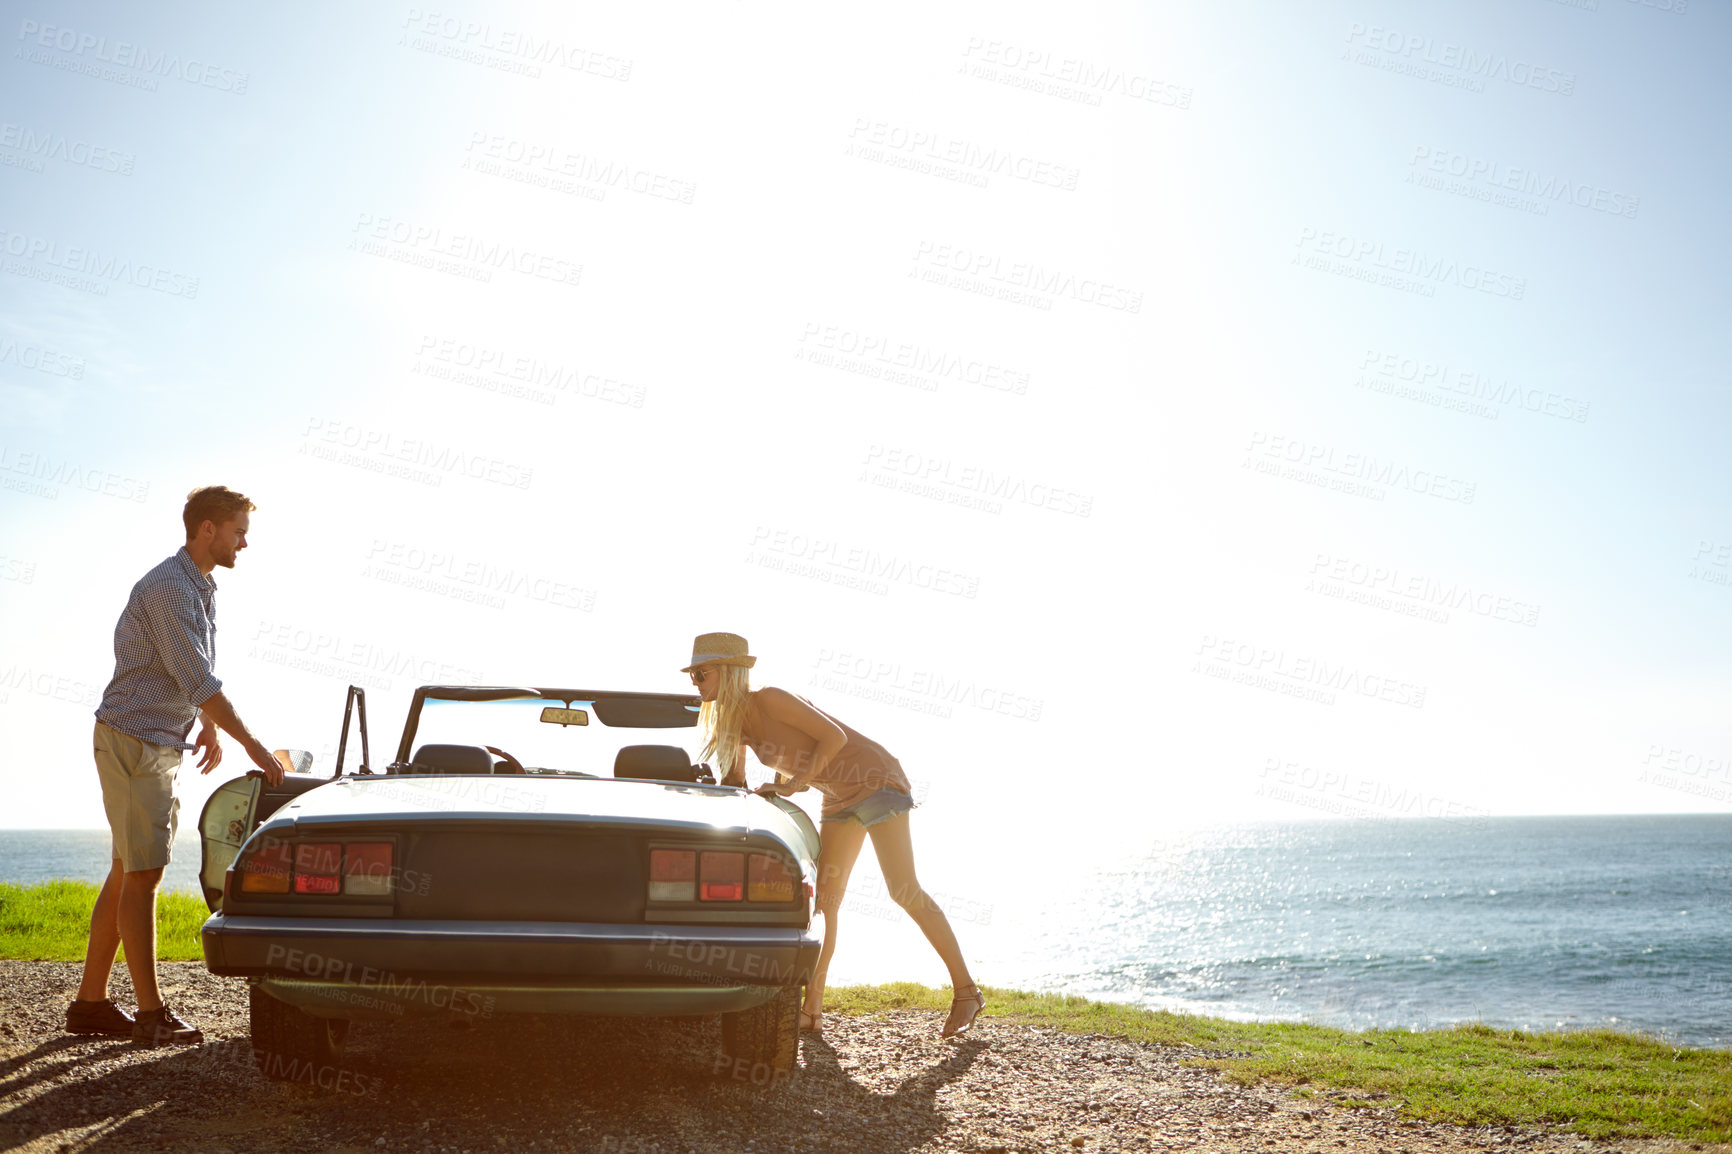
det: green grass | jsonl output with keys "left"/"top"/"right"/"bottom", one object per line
{"left": 4, "top": 884, "right": 1726, "bottom": 1141}
{"left": 0, "top": 880, "right": 208, "bottom": 962}
{"left": 827, "top": 982, "right": 1732, "bottom": 1143}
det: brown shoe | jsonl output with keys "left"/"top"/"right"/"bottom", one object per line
{"left": 66, "top": 998, "right": 135, "bottom": 1036}
{"left": 132, "top": 1005, "right": 203, "bottom": 1047}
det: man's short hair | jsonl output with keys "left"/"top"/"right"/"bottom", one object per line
{"left": 183, "top": 486, "right": 256, "bottom": 539}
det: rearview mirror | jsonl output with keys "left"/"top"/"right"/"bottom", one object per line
{"left": 272, "top": 749, "right": 314, "bottom": 775}
{"left": 540, "top": 706, "right": 589, "bottom": 727}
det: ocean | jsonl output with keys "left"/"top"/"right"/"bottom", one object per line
{"left": 4, "top": 814, "right": 1726, "bottom": 1048}
{"left": 989, "top": 814, "right": 1732, "bottom": 1050}
{"left": 0, "top": 829, "right": 205, "bottom": 896}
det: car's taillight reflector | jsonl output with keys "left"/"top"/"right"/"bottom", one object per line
{"left": 238, "top": 839, "right": 291, "bottom": 893}
{"left": 649, "top": 849, "right": 696, "bottom": 902}
{"left": 293, "top": 842, "right": 341, "bottom": 894}
{"left": 699, "top": 851, "right": 744, "bottom": 901}
{"left": 748, "top": 853, "right": 795, "bottom": 902}
{"left": 343, "top": 842, "right": 394, "bottom": 896}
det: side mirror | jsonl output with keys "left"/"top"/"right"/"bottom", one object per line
{"left": 272, "top": 749, "right": 314, "bottom": 776}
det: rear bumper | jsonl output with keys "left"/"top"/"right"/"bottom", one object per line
{"left": 202, "top": 912, "right": 822, "bottom": 1018}
{"left": 254, "top": 976, "right": 789, "bottom": 1020}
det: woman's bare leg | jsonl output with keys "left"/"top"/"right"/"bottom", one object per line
{"left": 866, "top": 812, "right": 978, "bottom": 1018}
{"left": 806, "top": 817, "right": 869, "bottom": 1018}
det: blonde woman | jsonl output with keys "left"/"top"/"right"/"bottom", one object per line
{"left": 682, "top": 632, "right": 984, "bottom": 1037}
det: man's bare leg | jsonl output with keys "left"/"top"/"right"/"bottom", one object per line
{"left": 75, "top": 858, "right": 125, "bottom": 1002}
{"left": 117, "top": 866, "right": 164, "bottom": 1012}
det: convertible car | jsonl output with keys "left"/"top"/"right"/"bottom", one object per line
{"left": 197, "top": 684, "right": 821, "bottom": 1079}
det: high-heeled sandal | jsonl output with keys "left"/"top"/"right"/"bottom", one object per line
{"left": 942, "top": 985, "right": 985, "bottom": 1038}
{"left": 799, "top": 1008, "right": 823, "bottom": 1033}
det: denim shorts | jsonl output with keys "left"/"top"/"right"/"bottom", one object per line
{"left": 822, "top": 788, "right": 916, "bottom": 828}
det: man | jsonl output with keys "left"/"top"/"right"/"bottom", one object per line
{"left": 68, "top": 485, "right": 285, "bottom": 1046}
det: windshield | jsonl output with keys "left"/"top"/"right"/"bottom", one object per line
{"left": 408, "top": 694, "right": 704, "bottom": 776}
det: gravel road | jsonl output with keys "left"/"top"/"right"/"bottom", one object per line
{"left": 0, "top": 961, "right": 1693, "bottom": 1154}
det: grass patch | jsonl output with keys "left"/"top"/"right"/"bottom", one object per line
{"left": 828, "top": 982, "right": 1732, "bottom": 1143}
{"left": 0, "top": 880, "right": 208, "bottom": 962}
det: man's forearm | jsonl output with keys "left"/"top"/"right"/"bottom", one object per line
{"left": 199, "top": 691, "right": 264, "bottom": 752}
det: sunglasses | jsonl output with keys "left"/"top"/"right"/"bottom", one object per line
{"left": 689, "top": 668, "right": 714, "bottom": 684}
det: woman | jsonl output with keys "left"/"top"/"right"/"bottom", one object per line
{"left": 681, "top": 631, "right": 984, "bottom": 1037}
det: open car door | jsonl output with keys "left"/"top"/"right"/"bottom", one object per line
{"left": 196, "top": 755, "right": 323, "bottom": 912}
{"left": 196, "top": 686, "right": 374, "bottom": 912}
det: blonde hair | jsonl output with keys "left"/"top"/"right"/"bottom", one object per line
{"left": 698, "top": 664, "right": 753, "bottom": 785}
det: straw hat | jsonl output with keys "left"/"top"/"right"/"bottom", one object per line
{"left": 680, "top": 632, "right": 757, "bottom": 672}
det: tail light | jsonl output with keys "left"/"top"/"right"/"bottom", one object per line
{"left": 343, "top": 843, "right": 394, "bottom": 896}
{"left": 238, "top": 839, "right": 291, "bottom": 893}
{"left": 699, "top": 851, "right": 744, "bottom": 901}
{"left": 649, "top": 849, "right": 696, "bottom": 901}
{"left": 748, "top": 854, "right": 795, "bottom": 902}
{"left": 235, "top": 838, "right": 394, "bottom": 897}
{"left": 646, "top": 845, "right": 803, "bottom": 905}
{"left": 293, "top": 843, "right": 341, "bottom": 893}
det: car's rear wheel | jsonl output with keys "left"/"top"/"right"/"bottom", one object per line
{"left": 719, "top": 984, "right": 801, "bottom": 1076}
{"left": 249, "top": 985, "right": 349, "bottom": 1081}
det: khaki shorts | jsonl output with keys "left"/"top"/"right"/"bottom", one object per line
{"left": 94, "top": 721, "right": 182, "bottom": 872}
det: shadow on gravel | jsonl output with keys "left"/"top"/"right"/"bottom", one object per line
{"left": 0, "top": 1039, "right": 269, "bottom": 1153}
{"left": 5, "top": 1010, "right": 986, "bottom": 1154}
{"left": 0, "top": 1035, "right": 135, "bottom": 1108}
{"left": 776, "top": 1029, "right": 987, "bottom": 1149}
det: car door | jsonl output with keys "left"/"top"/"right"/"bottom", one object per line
{"left": 198, "top": 687, "right": 377, "bottom": 912}
{"left": 196, "top": 768, "right": 328, "bottom": 912}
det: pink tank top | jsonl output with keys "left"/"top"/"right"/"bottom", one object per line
{"left": 743, "top": 693, "right": 911, "bottom": 818}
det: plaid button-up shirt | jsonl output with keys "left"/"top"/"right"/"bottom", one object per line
{"left": 94, "top": 547, "right": 222, "bottom": 750}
